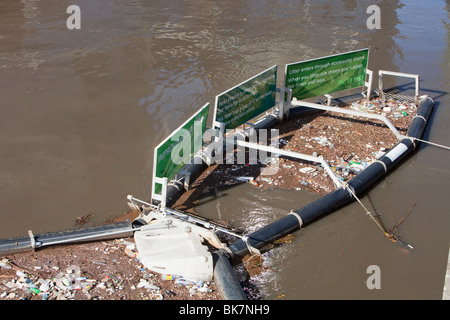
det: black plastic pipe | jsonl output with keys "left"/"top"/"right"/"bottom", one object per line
{"left": 225, "top": 97, "right": 434, "bottom": 260}
{"left": 212, "top": 251, "right": 248, "bottom": 300}
{"left": 165, "top": 160, "right": 207, "bottom": 207}
{"left": 0, "top": 220, "right": 133, "bottom": 255}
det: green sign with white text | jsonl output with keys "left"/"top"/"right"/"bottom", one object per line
{"left": 214, "top": 65, "right": 277, "bottom": 130}
{"left": 285, "top": 49, "right": 369, "bottom": 100}
{"left": 152, "top": 103, "right": 209, "bottom": 195}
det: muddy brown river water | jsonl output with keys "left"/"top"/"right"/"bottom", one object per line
{"left": 1, "top": 0, "right": 449, "bottom": 300}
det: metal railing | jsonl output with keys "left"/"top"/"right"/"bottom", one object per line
{"left": 378, "top": 70, "right": 420, "bottom": 105}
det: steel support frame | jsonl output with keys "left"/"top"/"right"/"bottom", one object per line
{"left": 290, "top": 99, "right": 404, "bottom": 140}
{"left": 378, "top": 69, "right": 420, "bottom": 105}
{"left": 226, "top": 138, "right": 344, "bottom": 189}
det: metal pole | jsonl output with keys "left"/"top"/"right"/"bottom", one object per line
{"left": 128, "top": 196, "right": 247, "bottom": 240}
{"left": 290, "top": 100, "right": 404, "bottom": 140}
{"left": 227, "top": 138, "right": 344, "bottom": 189}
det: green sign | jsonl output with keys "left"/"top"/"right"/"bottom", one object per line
{"left": 214, "top": 65, "right": 277, "bottom": 130}
{"left": 285, "top": 49, "right": 369, "bottom": 100}
{"left": 152, "top": 103, "right": 209, "bottom": 195}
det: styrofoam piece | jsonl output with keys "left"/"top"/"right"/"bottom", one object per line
{"left": 134, "top": 225, "right": 213, "bottom": 282}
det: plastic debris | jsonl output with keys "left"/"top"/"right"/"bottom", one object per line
{"left": 299, "top": 167, "right": 316, "bottom": 174}
{"left": 0, "top": 259, "right": 11, "bottom": 269}
{"left": 313, "top": 136, "right": 334, "bottom": 149}
{"left": 161, "top": 274, "right": 182, "bottom": 281}
{"left": 164, "top": 290, "right": 175, "bottom": 298}
{"left": 0, "top": 238, "right": 218, "bottom": 300}
{"left": 137, "top": 279, "right": 160, "bottom": 291}
{"left": 236, "top": 176, "right": 258, "bottom": 185}
{"left": 174, "top": 278, "right": 197, "bottom": 286}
